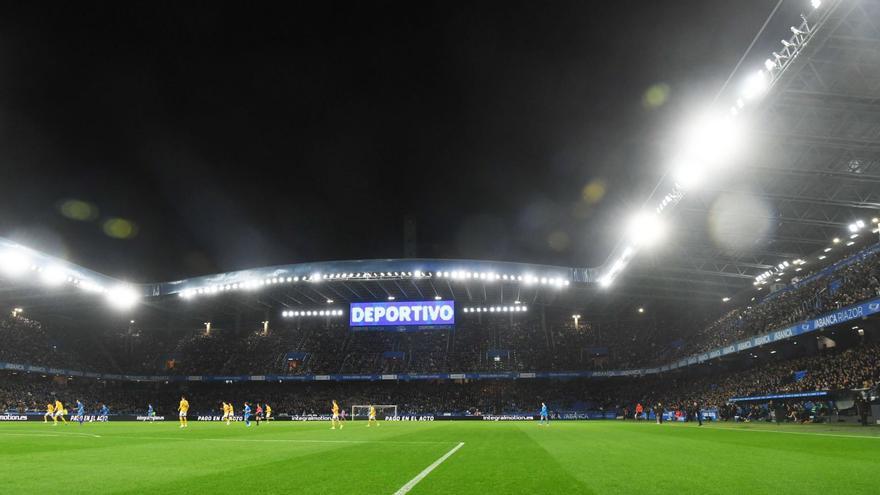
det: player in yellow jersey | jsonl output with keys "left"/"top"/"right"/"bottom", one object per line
{"left": 226, "top": 402, "right": 234, "bottom": 425}
{"left": 221, "top": 402, "right": 228, "bottom": 423}
{"left": 331, "top": 400, "right": 342, "bottom": 429}
{"left": 53, "top": 399, "right": 67, "bottom": 425}
{"left": 265, "top": 404, "right": 272, "bottom": 421}
{"left": 44, "top": 402, "right": 54, "bottom": 423}
{"left": 178, "top": 396, "right": 189, "bottom": 428}
{"left": 367, "top": 405, "right": 379, "bottom": 427}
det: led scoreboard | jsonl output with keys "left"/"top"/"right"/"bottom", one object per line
{"left": 349, "top": 300, "right": 455, "bottom": 329}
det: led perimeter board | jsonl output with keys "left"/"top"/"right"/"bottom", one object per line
{"left": 349, "top": 300, "right": 455, "bottom": 330}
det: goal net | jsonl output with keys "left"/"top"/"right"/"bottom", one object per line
{"left": 351, "top": 405, "right": 397, "bottom": 420}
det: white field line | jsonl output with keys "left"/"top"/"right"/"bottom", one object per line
{"left": 203, "top": 438, "right": 453, "bottom": 445}
{"left": 0, "top": 431, "right": 101, "bottom": 438}
{"left": 393, "top": 442, "right": 464, "bottom": 495}
{"left": 0, "top": 431, "right": 453, "bottom": 445}
{"left": 702, "top": 424, "right": 880, "bottom": 440}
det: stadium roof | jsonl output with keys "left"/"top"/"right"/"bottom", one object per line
{"left": 596, "top": 0, "right": 880, "bottom": 312}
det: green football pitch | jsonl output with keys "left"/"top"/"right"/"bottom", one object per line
{"left": 2, "top": 420, "right": 878, "bottom": 494}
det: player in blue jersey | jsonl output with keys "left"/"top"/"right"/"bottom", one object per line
{"left": 76, "top": 400, "right": 85, "bottom": 425}
{"left": 100, "top": 404, "right": 110, "bottom": 418}
{"left": 539, "top": 402, "right": 549, "bottom": 426}
{"left": 147, "top": 404, "right": 156, "bottom": 422}
{"left": 243, "top": 402, "right": 252, "bottom": 427}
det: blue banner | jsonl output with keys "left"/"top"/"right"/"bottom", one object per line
{"left": 349, "top": 300, "right": 455, "bottom": 327}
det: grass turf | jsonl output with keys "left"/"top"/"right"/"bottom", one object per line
{"left": 1, "top": 420, "right": 878, "bottom": 494}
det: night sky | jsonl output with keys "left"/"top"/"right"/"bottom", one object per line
{"left": 0, "top": 1, "right": 797, "bottom": 282}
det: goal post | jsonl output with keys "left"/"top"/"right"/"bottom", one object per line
{"left": 351, "top": 404, "right": 397, "bottom": 420}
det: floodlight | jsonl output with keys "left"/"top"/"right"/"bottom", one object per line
{"left": 741, "top": 70, "right": 768, "bottom": 99}
{"left": 780, "top": 40, "right": 795, "bottom": 48}
{"left": 598, "top": 276, "right": 612, "bottom": 288}
{"left": 326, "top": 299, "right": 334, "bottom": 303}
{"left": 832, "top": 237, "right": 840, "bottom": 244}
{"left": 434, "top": 295, "right": 441, "bottom": 300}
{"left": 671, "top": 158, "right": 703, "bottom": 189}
{"left": 722, "top": 297, "right": 731, "bottom": 302}
{"left": 763, "top": 59, "right": 775, "bottom": 71}
{"left": 387, "top": 295, "right": 395, "bottom": 300}
{"left": 0, "top": 249, "right": 31, "bottom": 278}
{"left": 40, "top": 265, "right": 67, "bottom": 286}
{"left": 627, "top": 211, "right": 665, "bottom": 247}
{"left": 811, "top": 0, "right": 821, "bottom": 8}
{"left": 790, "top": 26, "right": 805, "bottom": 36}
{"left": 106, "top": 285, "right": 139, "bottom": 310}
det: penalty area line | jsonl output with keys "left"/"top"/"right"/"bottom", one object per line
{"left": 393, "top": 442, "right": 464, "bottom": 495}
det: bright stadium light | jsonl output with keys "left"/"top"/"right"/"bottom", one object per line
{"left": 0, "top": 249, "right": 31, "bottom": 278}
{"left": 106, "top": 285, "right": 139, "bottom": 310}
{"left": 685, "top": 114, "right": 743, "bottom": 165}
{"left": 741, "top": 70, "right": 768, "bottom": 100}
{"left": 40, "top": 265, "right": 67, "bottom": 286}
{"left": 811, "top": 0, "right": 821, "bottom": 8}
{"left": 672, "top": 158, "right": 703, "bottom": 189}
{"left": 627, "top": 211, "right": 665, "bottom": 247}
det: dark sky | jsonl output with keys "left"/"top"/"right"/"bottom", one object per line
{"left": 0, "top": 1, "right": 795, "bottom": 282}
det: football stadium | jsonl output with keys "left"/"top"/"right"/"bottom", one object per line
{"left": 2, "top": 1, "right": 880, "bottom": 494}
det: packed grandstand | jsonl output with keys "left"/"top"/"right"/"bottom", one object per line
{"left": 1, "top": 234, "right": 878, "bottom": 423}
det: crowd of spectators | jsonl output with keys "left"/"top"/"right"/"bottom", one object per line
{"left": 669, "top": 250, "right": 880, "bottom": 363}
{"left": 3, "top": 340, "right": 876, "bottom": 420}
{"left": 1, "top": 246, "right": 878, "bottom": 386}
